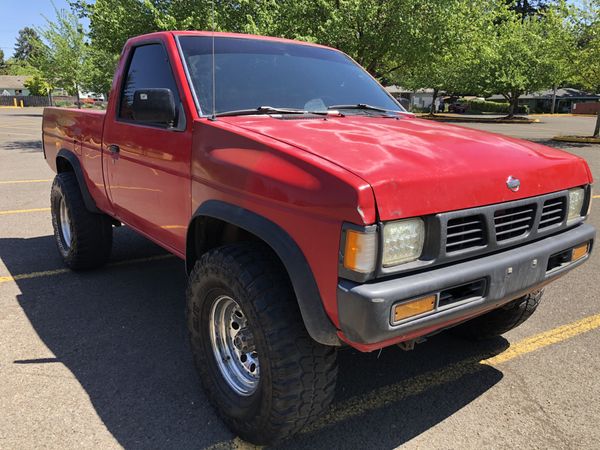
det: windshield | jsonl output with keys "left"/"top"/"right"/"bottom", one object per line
{"left": 178, "top": 36, "right": 404, "bottom": 115}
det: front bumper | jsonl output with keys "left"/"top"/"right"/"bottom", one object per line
{"left": 337, "top": 224, "right": 595, "bottom": 350}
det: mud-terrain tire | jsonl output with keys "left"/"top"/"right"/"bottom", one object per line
{"left": 51, "top": 172, "right": 112, "bottom": 269}
{"left": 186, "top": 243, "right": 337, "bottom": 445}
{"left": 450, "top": 290, "right": 543, "bottom": 340}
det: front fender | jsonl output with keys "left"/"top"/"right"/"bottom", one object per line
{"left": 188, "top": 200, "right": 341, "bottom": 346}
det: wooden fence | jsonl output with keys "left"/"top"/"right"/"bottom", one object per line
{"left": 572, "top": 102, "right": 600, "bottom": 115}
{"left": 0, "top": 95, "right": 78, "bottom": 107}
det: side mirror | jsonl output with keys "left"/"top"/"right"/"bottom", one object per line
{"left": 132, "top": 88, "right": 176, "bottom": 125}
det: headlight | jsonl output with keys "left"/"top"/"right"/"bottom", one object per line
{"left": 382, "top": 218, "right": 425, "bottom": 266}
{"left": 568, "top": 188, "right": 585, "bottom": 221}
{"left": 343, "top": 229, "right": 377, "bottom": 273}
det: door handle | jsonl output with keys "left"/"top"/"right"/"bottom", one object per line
{"left": 108, "top": 144, "right": 120, "bottom": 154}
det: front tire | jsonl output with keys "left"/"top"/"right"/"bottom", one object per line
{"left": 450, "top": 290, "right": 543, "bottom": 340}
{"left": 186, "top": 243, "right": 337, "bottom": 445}
{"left": 51, "top": 172, "right": 113, "bottom": 269}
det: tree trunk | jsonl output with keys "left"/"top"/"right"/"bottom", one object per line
{"left": 76, "top": 87, "right": 81, "bottom": 109}
{"left": 507, "top": 93, "right": 520, "bottom": 118}
{"left": 48, "top": 91, "right": 53, "bottom": 107}
{"left": 594, "top": 111, "right": 600, "bottom": 138}
{"left": 551, "top": 85, "right": 557, "bottom": 114}
{"left": 430, "top": 88, "right": 438, "bottom": 115}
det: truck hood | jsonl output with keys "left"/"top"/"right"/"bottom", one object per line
{"left": 224, "top": 115, "right": 592, "bottom": 221}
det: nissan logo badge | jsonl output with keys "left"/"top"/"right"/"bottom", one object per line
{"left": 506, "top": 176, "right": 520, "bottom": 192}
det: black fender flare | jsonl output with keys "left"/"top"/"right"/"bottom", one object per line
{"left": 189, "top": 200, "right": 341, "bottom": 346}
{"left": 56, "top": 149, "right": 101, "bottom": 214}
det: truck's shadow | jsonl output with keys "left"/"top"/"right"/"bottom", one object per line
{"left": 1, "top": 139, "right": 43, "bottom": 152}
{"left": 1, "top": 230, "right": 507, "bottom": 449}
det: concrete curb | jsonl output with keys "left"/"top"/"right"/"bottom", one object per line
{"left": 552, "top": 135, "right": 600, "bottom": 144}
{"left": 418, "top": 114, "right": 539, "bottom": 124}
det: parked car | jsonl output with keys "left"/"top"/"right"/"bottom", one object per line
{"left": 42, "top": 31, "right": 595, "bottom": 445}
{"left": 449, "top": 101, "right": 469, "bottom": 113}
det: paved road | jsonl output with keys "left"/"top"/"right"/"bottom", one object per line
{"left": 454, "top": 113, "right": 598, "bottom": 141}
{"left": 1, "top": 108, "right": 599, "bottom": 449}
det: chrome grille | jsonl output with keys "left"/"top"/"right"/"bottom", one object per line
{"left": 446, "top": 215, "right": 486, "bottom": 253}
{"left": 494, "top": 204, "right": 536, "bottom": 241}
{"left": 538, "top": 197, "right": 566, "bottom": 230}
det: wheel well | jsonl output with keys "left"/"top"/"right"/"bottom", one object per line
{"left": 56, "top": 156, "right": 74, "bottom": 173}
{"left": 186, "top": 204, "right": 342, "bottom": 346}
{"left": 186, "top": 216, "right": 261, "bottom": 273}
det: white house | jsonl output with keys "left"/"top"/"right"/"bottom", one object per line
{"left": 0, "top": 75, "right": 31, "bottom": 96}
{"left": 385, "top": 85, "right": 436, "bottom": 111}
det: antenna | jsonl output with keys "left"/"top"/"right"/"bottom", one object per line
{"left": 210, "top": 0, "right": 216, "bottom": 121}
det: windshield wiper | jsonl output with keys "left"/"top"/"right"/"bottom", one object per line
{"left": 216, "top": 106, "right": 330, "bottom": 117}
{"left": 327, "top": 103, "right": 400, "bottom": 114}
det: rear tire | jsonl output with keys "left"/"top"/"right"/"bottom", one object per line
{"left": 186, "top": 243, "right": 337, "bottom": 445}
{"left": 450, "top": 290, "right": 543, "bottom": 340}
{"left": 51, "top": 172, "right": 112, "bottom": 269}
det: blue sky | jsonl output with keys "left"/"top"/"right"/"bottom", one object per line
{"left": 0, "top": 0, "right": 82, "bottom": 58}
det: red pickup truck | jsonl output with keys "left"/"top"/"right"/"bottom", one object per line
{"left": 42, "top": 31, "right": 595, "bottom": 444}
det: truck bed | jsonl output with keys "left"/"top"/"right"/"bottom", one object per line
{"left": 43, "top": 107, "right": 111, "bottom": 214}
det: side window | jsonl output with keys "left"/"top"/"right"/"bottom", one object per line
{"left": 118, "top": 44, "right": 181, "bottom": 126}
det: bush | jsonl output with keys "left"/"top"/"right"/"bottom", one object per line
{"left": 411, "top": 105, "right": 431, "bottom": 113}
{"left": 465, "top": 99, "right": 528, "bottom": 115}
{"left": 54, "top": 100, "right": 72, "bottom": 108}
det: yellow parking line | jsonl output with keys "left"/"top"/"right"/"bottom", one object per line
{"left": 0, "top": 179, "right": 52, "bottom": 185}
{"left": 0, "top": 131, "right": 40, "bottom": 138}
{"left": 0, "top": 207, "right": 50, "bottom": 215}
{"left": 593, "top": 195, "right": 600, "bottom": 199}
{"left": 309, "top": 312, "right": 600, "bottom": 432}
{"left": 0, "top": 254, "right": 174, "bottom": 285}
{"left": 483, "top": 313, "right": 600, "bottom": 365}
{"left": 0, "top": 125, "right": 41, "bottom": 131}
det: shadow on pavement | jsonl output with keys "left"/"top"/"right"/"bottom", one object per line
{"left": 277, "top": 337, "right": 507, "bottom": 449}
{"left": 532, "top": 139, "right": 598, "bottom": 150}
{"left": 0, "top": 112, "right": 43, "bottom": 118}
{"left": 1, "top": 139, "right": 43, "bottom": 152}
{"left": 2, "top": 228, "right": 508, "bottom": 449}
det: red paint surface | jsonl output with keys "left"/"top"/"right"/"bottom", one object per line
{"left": 43, "top": 31, "right": 593, "bottom": 350}
{"left": 227, "top": 115, "right": 592, "bottom": 220}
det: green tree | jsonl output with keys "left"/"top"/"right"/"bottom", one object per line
{"left": 71, "top": 0, "right": 217, "bottom": 91}
{"left": 267, "top": 0, "right": 411, "bottom": 79}
{"left": 531, "top": 1, "right": 577, "bottom": 113}
{"left": 2, "top": 58, "right": 39, "bottom": 76}
{"left": 13, "top": 27, "right": 41, "bottom": 62}
{"left": 509, "top": 0, "right": 551, "bottom": 18}
{"left": 83, "top": 46, "right": 118, "bottom": 97}
{"left": 72, "top": 0, "right": 408, "bottom": 93}
{"left": 33, "top": 7, "right": 89, "bottom": 108}
{"left": 24, "top": 74, "right": 52, "bottom": 96}
{"left": 477, "top": 2, "right": 575, "bottom": 117}
{"left": 389, "top": 1, "right": 495, "bottom": 113}
{"left": 574, "top": 0, "right": 600, "bottom": 136}
{"left": 79, "top": 0, "right": 466, "bottom": 94}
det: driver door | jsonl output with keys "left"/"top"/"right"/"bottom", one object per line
{"left": 102, "top": 42, "right": 191, "bottom": 254}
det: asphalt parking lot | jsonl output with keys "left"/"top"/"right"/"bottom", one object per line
{"left": 1, "top": 108, "right": 600, "bottom": 450}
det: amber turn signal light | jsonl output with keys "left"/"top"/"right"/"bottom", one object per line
{"left": 571, "top": 242, "right": 589, "bottom": 262}
{"left": 343, "top": 229, "right": 377, "bottom": 273}
{"left": 392, "top": 294, "right": 437, "bottom": 323}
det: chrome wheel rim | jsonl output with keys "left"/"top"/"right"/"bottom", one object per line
{"left": 59, "top": 198, "right": 72, "bottom": 248}
{"left": 209, "top": 295, "right": 259, "bottom": 396}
